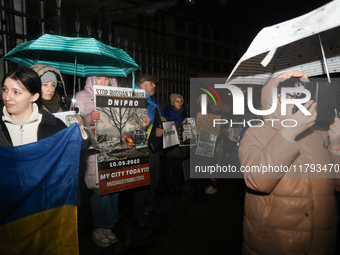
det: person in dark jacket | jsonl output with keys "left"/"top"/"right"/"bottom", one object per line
{"left": 132, "top": 74, "right": 166, "bottom": 229}
{"left": 163, "top": 93, "right": 188, "bottom": 197}
{"left": 0, "top": 67, "right": 66, "bottom": 147}
{"left": 164, "top": 94, "right": 187, "bottom": 124}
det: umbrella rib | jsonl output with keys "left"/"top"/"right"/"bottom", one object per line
{"left": 318, "top": 33, "right": 331, "bottom": 83}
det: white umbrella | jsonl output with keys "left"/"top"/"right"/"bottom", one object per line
{"left": 226, "top": 0, "right": 340, "bottom": 86}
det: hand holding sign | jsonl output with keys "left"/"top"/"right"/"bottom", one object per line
{"left": 91, "top": 110, "right": 100, "bottom": 123}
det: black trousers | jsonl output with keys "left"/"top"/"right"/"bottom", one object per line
{"left": 163, "top": 156, "right": 183, "bottom": 192}
{"left": 132, "top": 148, "right": 160, "bottom": 220}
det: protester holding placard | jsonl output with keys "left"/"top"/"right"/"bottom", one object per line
{"left": 74, "top": 76, "right": 119, "bottom": 247}
{"left": 132, "top": 74, "right": 167, "bottom": 229}
{"left": 163, "top": 93, "right": 188, "bottom": 197}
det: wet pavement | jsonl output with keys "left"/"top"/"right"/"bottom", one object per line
{"left": 78, "top": 178, "right": 246, "bottom": 255}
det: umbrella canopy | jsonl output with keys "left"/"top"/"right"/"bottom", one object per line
{"left": 226, "top": 0, "right": 340, "bottom": 86}
{"left": 2, "top": 34, "right": 140, "bottom": 77}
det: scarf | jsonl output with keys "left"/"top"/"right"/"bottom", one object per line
{"left": 135, "top": 85, "right": 165, "bottom": 124}
{"left": 41, "top": 95, "right": 61, "bottom": 113}
{"left": 164, "top": 104, "right": 187, "bottom": 123}
{"left": 173, "top": 106, "right": 184, "bottom": 116}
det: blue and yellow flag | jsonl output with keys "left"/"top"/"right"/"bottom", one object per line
{"left": 0, "top": 124, "right": 82, "bottom": 255}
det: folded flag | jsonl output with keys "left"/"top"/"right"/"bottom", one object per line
{"left": 0, "top": 124, "right": 82, "bottom": 255}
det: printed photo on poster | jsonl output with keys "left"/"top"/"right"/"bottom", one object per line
{"left": 196, "top": 131, "right": 217, "bottom": 157}
{"left": 94, "top": 85, "right": 150, "bottom": 195}
{"left": 54, "top": 110, "right": 99, "bottom": 149}
{"left": 179, "top": 117, "right": 197, "bottom": 146}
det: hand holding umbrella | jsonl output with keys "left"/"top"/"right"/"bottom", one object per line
{"left": 328, "top": 117, "right": 340, "bottom": 151}
{"left": 280, "top": 100, "right": 317, "bottom": 142}
{"left": 275, "top": 71, "right": 309, "bottom": 80}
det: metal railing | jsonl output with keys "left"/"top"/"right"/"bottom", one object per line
{"left": 0, "top": 1, "right": 196, "bottom": 253}
{"left": 0, "top": 0, "right": 196, "bottom": 111}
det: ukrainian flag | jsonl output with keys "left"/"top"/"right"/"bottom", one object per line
{"left": 0, "top": 124, "right": 82, "bottom": 255}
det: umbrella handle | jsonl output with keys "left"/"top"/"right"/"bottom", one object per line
{"left": 71, "top": 53, "right": 78, "bottom": 109}
{"left": 132, "top": 72, "right": 135, "bottom": 92}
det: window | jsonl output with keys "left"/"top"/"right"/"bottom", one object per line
{"left": 202, "top": 26, "right": 210, "bottom": 39}
{"left": 224, "top": 48, "right": 231, "bottom": 60}
{"left": 236, "top": 36, "right": 242, "bottom": 46}
{"left": 213, "top": 46, "right": 221, "bottom": 58}
{"left": 224, "top": 33, "right": 233, "bottom": 44}
{"left": 175, "top": 38, "right": 185, "bottom": 51}
{"left": 213, "top": 30, "right": 222, "bottom": 41}
{"left": 232, "top": 35, "right": 243, "bottom": 46}
{"left": 213, "top": 63, "right": 221, "bottom": 73}
{"left": 189, "top": 23, "right": 198, "bottom": 35}
{"left": 233, "top": 50, "right": 241, "bottom": 61}
{"left": 175, "top": 18, "right": 185, "bottom": 32}
{"left": 202, "top": 61, "right": 210, "bottom": 72}
{"left": 189, "top": 41, "right": 198, "bottom": 54}
{"left": 223, "top": 65, "right": 231, "bottom": 74}
{"left": 202, "top": 43, "right": 210, "bottom": 56}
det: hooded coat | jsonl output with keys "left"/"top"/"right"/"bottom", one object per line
{"left": 239, "top": 77, "right": 340, "bottom": 255}
{"left": 74, "top": 76, "right": 117, "bottom": 189}
{"left": 30, "top": 64, "right": 67, "bottom": 113}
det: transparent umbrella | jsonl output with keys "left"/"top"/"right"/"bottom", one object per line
{"left": 225, "top": 0, "right": 340, "bottom": 86}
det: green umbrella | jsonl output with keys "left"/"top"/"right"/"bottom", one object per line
{"left": 3, "top": 34, "right": 140, "bottom": 106}
{"left": 3, "top": 34, "right": 139, "bottom": 77}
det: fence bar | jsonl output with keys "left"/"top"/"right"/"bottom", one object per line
{"left": 138, "top": 44, "right": 142, "bottom": 75}
{"left": 87, "top": 17, "right": 91, "bottom": 37}
{"left": 161, "top": 51, "right": 165, "bottom": 111}
{"left": 22, "top": 0, "right": 27, "bottom": 39}
{"left": 108, "top": 18, "right": 112, "bottom": 46}
{"left": 1, "top": 2, "right": 196, "bottom": 112}
{"left": 123, "top": 36, "right": 127, "bottom": 53}
{"left": 55, "top": 0, "right": 61, "bottom": 35}
{"left": 145, "top": 46, "right": 148, "bottom": 75}
{"left": 97, "top": 14, "right": 102, "bottom": 41}
{"left": 39, "top": 1, "right": 44, "bottom": 35}
{"left": 1, "top": 0, "right": 9, "bottom": 73}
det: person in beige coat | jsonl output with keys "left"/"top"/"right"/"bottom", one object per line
{"left": 30, "top": 64, "right": 68, "bottom": 113}
{"left": 239, "top": 71, "right": 340, "bottom": 255}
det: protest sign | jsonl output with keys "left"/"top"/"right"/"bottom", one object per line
{"left": 162, "top": 121, "right": 179, "bottom": 149}
{"left": 179, "top": 118, "right": 197, "bottom": 146}
{"left": 94, "top": 85, "right": 150, "bottom": 195}
{"left": 196, "top": 112, "right": 221, "bottom": 136}
{"left": 196, "top": 131, "right": 217, "bottom": 157}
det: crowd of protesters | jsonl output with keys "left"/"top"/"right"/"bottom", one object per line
{"left": 1, "top": 65, "right": 340, "bottom": 255}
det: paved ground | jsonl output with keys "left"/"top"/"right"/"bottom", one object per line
{"left": 78, "top": 178, "right": 246, "bottom": 255}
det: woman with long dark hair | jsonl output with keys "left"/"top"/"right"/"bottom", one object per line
{"left": 0, "top": 67, "right": 66, "bottom": 147}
